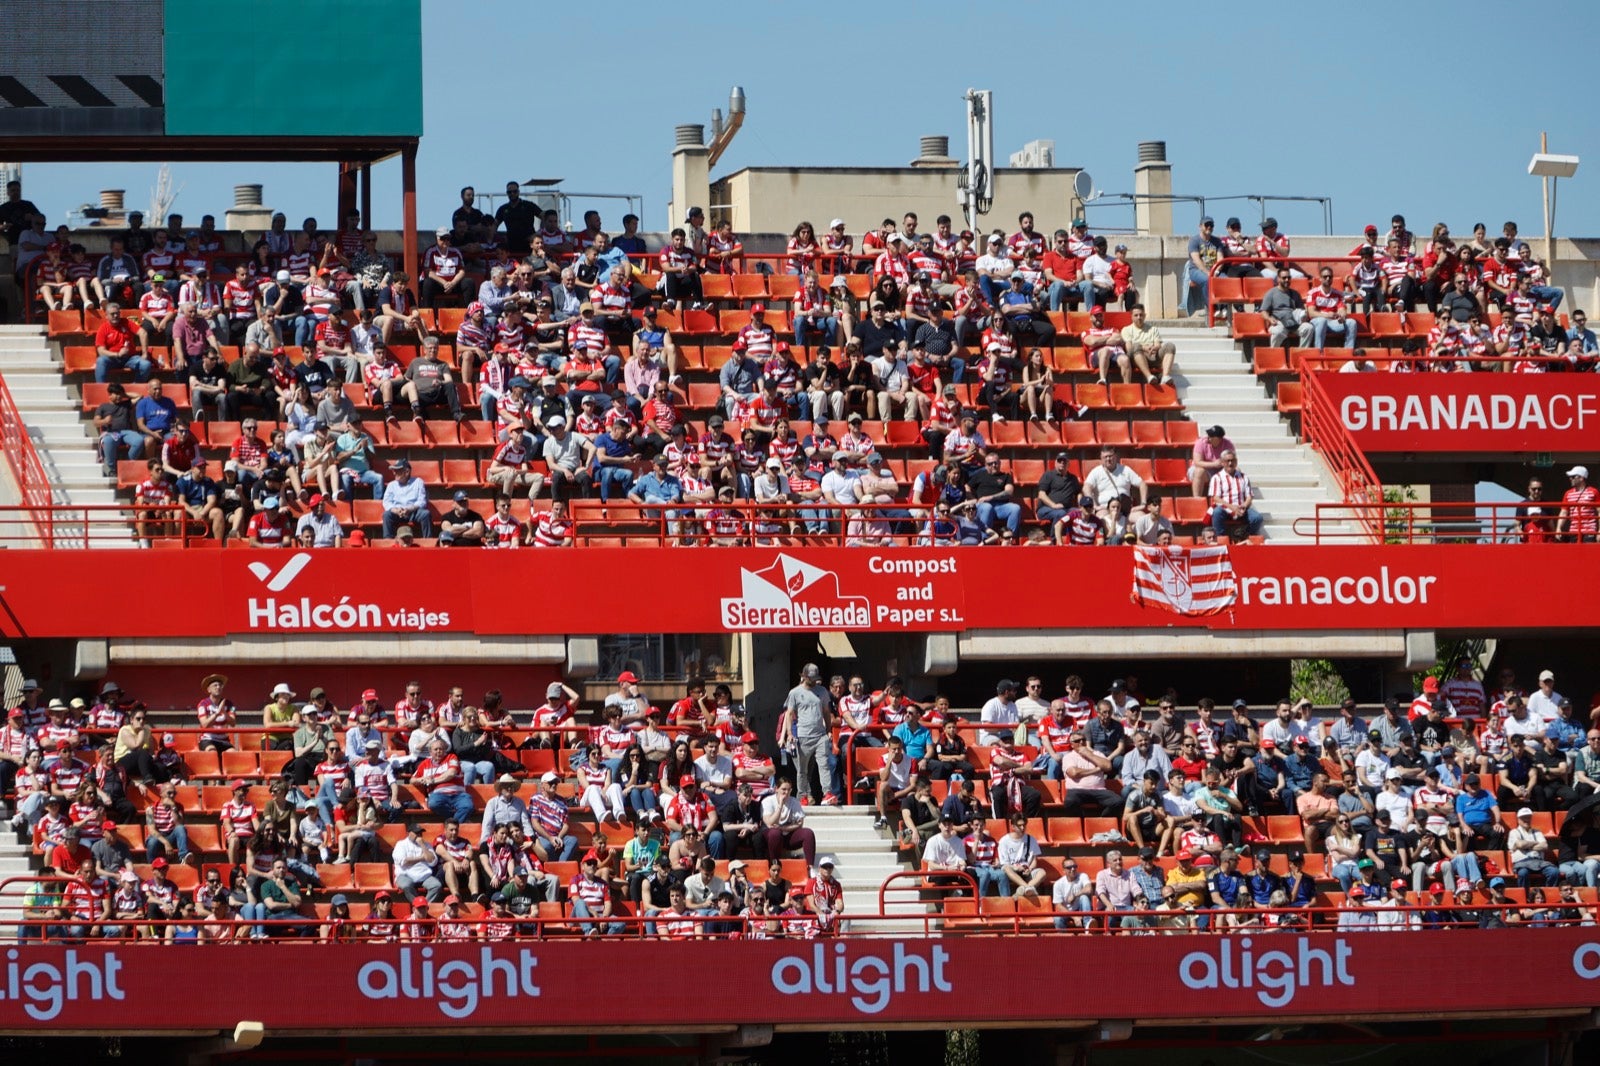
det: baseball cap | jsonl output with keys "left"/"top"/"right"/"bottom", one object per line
{"left": 275, "top": 269, "right": 290, "bottom": 283}
{"left": 679, "top": 773, "right": 696, "bottom": 787}
{"left": 1489, "top": 876, "right": 1506, "bottom": 889}
{"left": 766, "top": 457, "right": 782, "bottom": 469}
{"left": 435, "top": 227, "right": 449, "bottom": 238}
{"left": 1384, "top": 768, "right": 1402, "bottom": 781}
{"left": 1139, "top": 846, "right": 1156, "bottom": 859}
{"left": 729, "top": 859, "right": 747, "bottom": 871}
{"left": 1200, "top": 216, "right": 1213, "bottom": 226}
{"left": 1262, "top": 217, "right": 1278, "bottom": 229}
{"left": 1427, "top": 881, "right": 1444, "bottom": 893}
{"left": 452, "top": 489, "right": 469, "bottom": 504}
{"left": 1356, "top": 858, "right": 1375, "bottom": 869}
{"left": 1391, "top": 878, "right": 1407, "bottom": 891}
{"left": 540, "top": 771, "right": 560, "bottom": 783}
{"left": 1205, "top": 425, "right": 1226, "bottom": 438}
{"left": 1568, "top": 466, "right": 1589, "bottom": 479}
{"left": 817, "top": 855, "right": 837, "bottom": 868}
{"left": 5, "top": 708, "right": 19, "bottom": 719}
{"left": 829, "top": 219, "right": 845, "bottom": 229}
{"left": 229, "top": 778, "right": 249, "bottom": 791}
{"left": 1176, "top": 848, "right": 1194, "bottom": 861}
{"left": 1259, "top": 738, "right": 1276, "bottom": 750}
{"left": 361, "top": 688, "right": 379, "bottom": 701}
{"left": 1455, "top": 879, "right": 1473, "bottom": 893}
{"left": 151, "top": 857, "right": 168, "bottom": 869}
{"left": 1517, "top": 806, "right": 1534, "bottom": 818}
{"left": 1348, "top": 885, "right": 1366, "bottom": 899}
{"left": 1540, "top": 670, "right": 1555, "bottom": 682}
{"left": 750, "top": 302, "right": 766, "bottom": 314}
{"left": 547, "top": 682, "right": 565, "bottom": 697}
{"left": 617, "top": 671, "right": 639, "bottom": 684}
{"left": 21, "top": 679, "right": 38, "bottom": 691}
{"left": 1423, "top": 676, "right": 1439, "bottom": 692}
{"left": 364, "top": 739, "right": 381, "bottom": 750}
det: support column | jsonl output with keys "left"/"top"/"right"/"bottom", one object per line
{"left": 360, "top": 163, "right": 372, "bottom": 234}
{"left": 337, "top": 161, "right": 357, "bottom": 223}
{"left": 401, "top": 145, "right": 418, "bottom": 291}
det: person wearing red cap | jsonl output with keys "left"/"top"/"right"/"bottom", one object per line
{"left": 0, "top": 706, "right": 31, "bottom": 810}
{"left": 434, "top": 894, "right": 475, "bottom": 941}
{"left": 569, "top": 852, "right": 627, "bottom": 936}
{"left": 664, "top": 774, "right": 725, "bottom": 859}
{"left": 604, "top": 671, "right": 648, "bottom": 727}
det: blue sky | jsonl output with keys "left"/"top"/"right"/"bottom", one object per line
{"left": 21, "top": 0, "right": 1600, "bottom": 238}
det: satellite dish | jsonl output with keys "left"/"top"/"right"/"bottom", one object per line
{"left": 1073, "top": 170, "right": 1094, "bottom": 201}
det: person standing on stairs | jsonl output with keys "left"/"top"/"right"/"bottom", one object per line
{"left": 780, "top": 663, "right": 839, "bottom": 806}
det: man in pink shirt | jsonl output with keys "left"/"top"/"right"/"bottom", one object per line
{"left": 1189, "top": 424, "right": 1236, "bottom": 498}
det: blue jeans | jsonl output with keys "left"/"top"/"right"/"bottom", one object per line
{"left": 572, "top": 898, "right": 626, "bottom": 935}
{"left": 1529, "top": 285, "right": 1563, "bottom": 309}
{"left": 95, "top": 352, "right": 153, "bottom": 383}
{"left": 1046, "top": 280, "right": 1076, "bottom": 312}
{"left": 459, "top": 760, "right": 497, "bottom": 785}
{"left": 1213, "top": 506, "right": 1264, "bottom": 538}
{"left": 1312, "top": 317, "right": 1358, "bottom": 349}
{"left": 1037, "top": 504, "right": 1067, "bottom": 525}
{"left": 341, "top": 469, "right": 385, "bottom": 500}
{"left": 315, "top": 778, "right": 341, "bottom": 825}
{"left": 1515, "top": 858, "right": 1560, "bottom": 890}
{"left": 237, "top": 901, "right": 268, "bottom": 938}
{"left": 977, "top": 500, "right": 1022, "bottom": 535}
{"left": 798, "top": 507, "right": 829, "bottom": 534}
{"left": 382, "top": 509, "right": 434, "bottom": 538}
{"left": 144, "top": 825, "right": 191, "bottom": 862}
{"left": 595, "top": 466, "right": 635, "bottom": 502}
{"left": 541, "top": 833, "right": 580, "bottom": 862}
{"left": 426, "top": 789, "right": 475, "bottom": 823}
{"left": 100, "top": 430, "right": 146, "bottom": 475}
{"left": 625, "top": 788, "right": 659, "bottom": 820}
{"left": 1053, "top": 894, "right": 1093, "bottom": 929}
{"left": 795, "top": 315, "right": 838, "bottom": 348}
{"left": 1184, "top": 264, "right": 1210, "bottom": 315}
{"left": 1079, "top": 281, "right": 1116, "bottom": 310}
{"left": 785, "top": 390, "right": 812, "bottom": 422}
{"left": 1561, "top": 858, "right": 1600, "bottom": 888}
{"left": 602, "top": 354, "right": 623, "bottom": 386}
{"left": 1332, "top": 861, "right": 1359, "bottom": 892}
{"left": 972, "top": 864, "right": 1006, "bottom": 897}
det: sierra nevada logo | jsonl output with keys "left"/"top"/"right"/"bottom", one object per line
{"left": 721, "top": 554, "right": 872, "bottom": 631}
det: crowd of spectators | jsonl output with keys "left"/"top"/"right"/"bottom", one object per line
{"left": 6, "top": 655, "right": 1600, "bottom": 938}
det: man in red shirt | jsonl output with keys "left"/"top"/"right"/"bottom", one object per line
{"left": 1560, "top": 465, "right": 1598, "bottom": 543}
{"left": 93, "top": 302, "right": 152, "bottom": 383}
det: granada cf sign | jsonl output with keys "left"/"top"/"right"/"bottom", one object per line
{"left": 1318, "top": 374, "right": 1600, "bottom": 452}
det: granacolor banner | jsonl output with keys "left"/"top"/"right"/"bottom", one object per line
{"left": 1318, "top": 373, "right": 1600, "bottom": 452}
{"left": 0, "top": 544, "right": 1597, "bottom": 639}
{"left": 2, "top": 932, "right": 1600, "bottom": 1031}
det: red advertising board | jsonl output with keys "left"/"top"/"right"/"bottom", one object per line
{"left": 1, "top": 932, "right": 1598, "bottom": 1031}
{"left": 0, "top": 544, "right": 1597, "bottom": 638}
{"left": 1317, "top": 373, "right": 1600, "bottom": 452}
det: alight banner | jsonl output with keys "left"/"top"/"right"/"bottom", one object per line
{"left": 1, "top": 544, "right": 1597, "bottom": 638}
{"left": 1318, "top": 373, "right": 1600, "bottom": 452}
{"left": 2, "top": 932, "right": 1599, "bottom": 1031}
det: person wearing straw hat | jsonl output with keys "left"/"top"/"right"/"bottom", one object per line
{"left": 196, "top": 674, "right": 235, "bottom": 753}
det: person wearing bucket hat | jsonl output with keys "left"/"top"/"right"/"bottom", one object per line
{"left": 197, "top": 673, "right": 236, "bottom": 754}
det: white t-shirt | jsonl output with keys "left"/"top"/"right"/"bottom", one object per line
{"left": 1015, "top": 696, "right": 1051, "bottom": 724}
{"left": 1354, "top": 749, "right": 1390, "bottom": 789}
{"left": 1084, "top": 463, "right": 1143, "bottom": 507}
{"left": 693, "top": 753, "right": 734, "bottom": 790}
{"left": 922, "top": 832, "right": 967, "bottom": 869}
{"left": 979, "top": 697, "right": 1019, "bottom": 744}
{"left": 1261, "top": 719, "right": 1312, "bottom": 748}
{"left": 820, "top": 469, "right": 861, "bottom": 504}
{"left": 1374, "top": 790, "right": 1414, "bottom": 833}
{"left": 1052, "top": 871, "right": 1092, "bottom": 907}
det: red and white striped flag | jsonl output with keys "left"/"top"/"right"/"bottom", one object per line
{"left": 1131, "top": 544, "right": 1238, "bottom": 616}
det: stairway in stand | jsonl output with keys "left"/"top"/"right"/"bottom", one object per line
{"left": 802, "top": 805, "right": 923, "bottom": 936}
{"left": 1158, "top": 318, "right": 1344, "bottom": 542}
{"left": 0, "top": 323, "right": 133, "bottom": 545}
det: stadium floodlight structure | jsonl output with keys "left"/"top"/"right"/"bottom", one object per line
{"left": 1528, "top": 134, "right": 1579, "bottom": 274}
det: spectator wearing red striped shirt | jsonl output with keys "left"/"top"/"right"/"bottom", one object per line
{"left": 1208, "top": 451, "right": 1263, "bottom": 540}
{"left": 1560, "top": 466, "right": 1598, "bottom": 542}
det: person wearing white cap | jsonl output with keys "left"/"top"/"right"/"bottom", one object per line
{"left": 751, "top": 456, "right": 790, "bottom": 542}
{"left": 528, "top": 771, "right": 580, "bottom": 862}
{"left": 975, "top": 231, "right": 1015, "bottom": 306}
{"left": 1507, "top": 807, "right": 1559, "bottom": 889}
{"left": 821, "top": 221, "right": 854, "bottom": 281}
{"left": 1375, "top": 768, "right": 1415, "bottom": 833}
{"left": 1527, "top": 670, "right": 1564, "bottom": 724}
{"left": 804, "top": 854, "right": 844, "bottom": 932}
{"left": 1560, "top": 466, "right": 1598, "bottom": 542}
{"left": 418, "top": 225, "right": 466, "bottom": 311}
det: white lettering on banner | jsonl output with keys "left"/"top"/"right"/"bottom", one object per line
{"left": 0, "top": 949, "right": 125, "bottom": 1022}
{"left": 1240, "top": 568, "right": 1437, "bottom": 607}
{"left": 771, "top": 942, "right": 953, "bottom": 1015}
{"left": 721, "top": 553, "right": 962, "bottom": 632}
{"left": 1178, "top": 937, "right": 1354, "bottom": 1009}
{"left": 244, "top": 552, "right": 453, "bottom": 632}
{"left": 356, "top": 947, "right": 541, "bottom": 1020}
{"left": 1341, "top": 393, "right": 1598, "bottom": 435}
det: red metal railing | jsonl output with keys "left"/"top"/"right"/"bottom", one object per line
{"left": 0, "top": 502, "right": 193, "bottom": 548}
{"left": 0, "top": 372, "right": 54, "bottom": 541}
{"left": 1293, "top": 500, "right": 1583, "bottom": 544}
{"left": 1296, "top": 362, "right": 1384, "bottom": 542}
{"left": 575, "top": 501, "right": 960, "bottom": 548}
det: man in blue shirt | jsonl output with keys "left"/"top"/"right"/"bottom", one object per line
{"left": 892, "top": 706, "right": 933, "bottom": 765}
{"left": 590, "top": 421, "right": 637, "bottom": 503}
{"left": 175, "top": 458, "right": 223, "bottom": 540}
{"left": 134, "top": 379, "right": 179, "bottom": 440}
{"left": 1569, "top": 310, "right": 1597, "bottom": 353}
{"left": 381, "top": 457, "right": 432, "bottom": 538}
{"left": 1454, "top": 773, "right": 1506, "bottom": 850}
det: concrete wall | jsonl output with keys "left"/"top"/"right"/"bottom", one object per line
{"left": 712, "top": 166, "right": 1084, "bottom": 240}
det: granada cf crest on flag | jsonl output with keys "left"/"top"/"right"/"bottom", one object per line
{"left": 1131, "top": 545, "right": 1239, "bottom": 616}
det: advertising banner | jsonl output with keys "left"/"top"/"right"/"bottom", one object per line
{"left": 1318, "top": 374, "right": 1600, "bottom": 452}
{"left": 0, "top": 544, "right": 1596, "bottom": 638}
{"left": 1, "top": 932, "right": 1598, "bottom": 1031}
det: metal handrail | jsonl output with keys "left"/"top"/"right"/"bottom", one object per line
{"left": 1293, "top": 500, "right": 1580, "bottom": 545}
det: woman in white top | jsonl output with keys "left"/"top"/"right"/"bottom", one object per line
{"left": 760, "top": 779, "right": 817, "bottom": 871}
